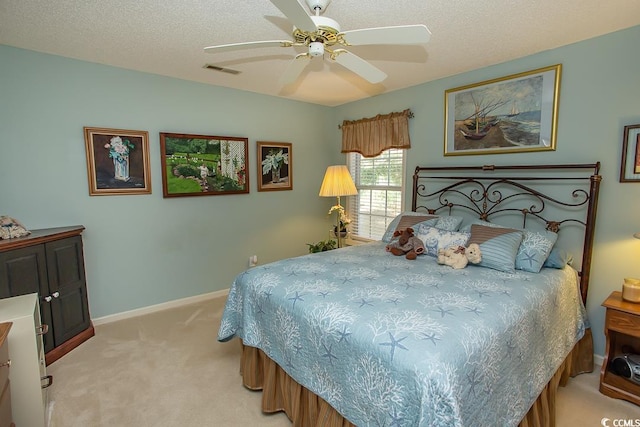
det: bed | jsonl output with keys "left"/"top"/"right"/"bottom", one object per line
{"left": 218, "top": 163, "right": 601, "bottom": 427}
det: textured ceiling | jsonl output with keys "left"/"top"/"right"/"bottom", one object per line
{"left": 1, "top": 0, "right": 639, "bottom": 106}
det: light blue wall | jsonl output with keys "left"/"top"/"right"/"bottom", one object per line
{"left": 0, "top": 45, "right": 339, "bottom": 318}
{"left": 333, "top": 25, "right": 640, "bottom": 356}
{"left": 2, "top": 25, "right": 639, "bottom": 356}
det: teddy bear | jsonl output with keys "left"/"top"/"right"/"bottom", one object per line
{"left": 437, "top": 243, "right": 482, "bottom": 269}
{"left": 385, "top": 227, "right": 426, "bottom": 260}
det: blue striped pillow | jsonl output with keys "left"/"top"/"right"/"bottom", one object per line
{"left": 461, "top": 220, "right": 557, "bottom": 273}
{"left": 468, "top": 224, "right": 523, "bottom": 273}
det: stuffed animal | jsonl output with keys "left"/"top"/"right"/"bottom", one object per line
{"left": 437, "top": 243, "right": 482, "bottom": 269}
{"left": 385, "top": 227, "right": 425, "bottom": 260}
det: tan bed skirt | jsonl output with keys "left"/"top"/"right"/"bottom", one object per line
{"left": 238, "top": 329, "right": 593, "bottom": 427}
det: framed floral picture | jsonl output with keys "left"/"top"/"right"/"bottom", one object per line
{"left": 160, "top": 132, "right": 249, "bottom": 197}
{"left": 257, "top": 141, "right": 292, "bottom": 191}
{"left": 84, "top": 127, "right": 152, "bottom": 196}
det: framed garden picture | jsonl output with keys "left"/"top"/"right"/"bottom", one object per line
{"left": 159, "top": 132, "right": 249, "bottom": 197}
{"left": 444, "top": 64, "right": 561, "bottom": 156}
{"left": 620, "top": 124, "right": 640, "bottom": 182}
{"left": 84, "top": 127, "right": 151, "bottom": 196}
{"left": 257, "top": 141, "right": 292, "bottom": 192}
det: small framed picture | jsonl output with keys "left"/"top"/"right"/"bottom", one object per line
{"left": 84, "top": 127, "right": 152, "bottom": 196}
{"left": 159, "top": 132, "right": 249, "bottom": 197}
{"left": 620, "top": 124, "right": 640, "bottom": 182}
{"left": 257, "top": 141, "right": 292, "bottom": 192}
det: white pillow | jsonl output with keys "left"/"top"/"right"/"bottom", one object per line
{"left": 414, "top": 224, "right": 470, "bottom": 257}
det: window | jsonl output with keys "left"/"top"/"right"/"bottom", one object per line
{"left": 346, "top": 149, "right": 406, "bottom": 240}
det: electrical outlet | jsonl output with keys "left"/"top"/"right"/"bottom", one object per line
{"left": 249, "top": 255, "right": 258, "bottom": 267}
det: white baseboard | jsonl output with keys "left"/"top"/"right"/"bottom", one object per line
{"left": 92, "top": 289, "right": 229, "bottom": 326}
{"left": 594, "top": 353, "right": 604, "bottom": 368}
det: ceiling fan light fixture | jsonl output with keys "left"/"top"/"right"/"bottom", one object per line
{"left": 309, "top": 41, "right": 324, "bottom": 57}
{"left": 205, "top": 0, "right": 429, "bottom": 87}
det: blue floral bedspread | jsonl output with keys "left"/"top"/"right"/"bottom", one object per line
{"left": 217, "top": 241, "right": 587, "bottom": 427}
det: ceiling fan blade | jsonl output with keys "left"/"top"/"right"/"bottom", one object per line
{"left": 332, "top": 50, "right": 387, "bottom": 84}
{"left": 340, "top": 24, "right": 431, "bottom": 46}
{"left": 279, "top": 54, "right": 311, "bottom": 86}
{"left": 204, "top": 40, "right": 292, "bottom": 54}
{"left": 270, "top": 0, "right": 317, "bottom": 33}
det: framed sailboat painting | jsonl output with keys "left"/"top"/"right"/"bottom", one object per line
{"left": 444, "top": 64, "right": 561, "bottom": 156}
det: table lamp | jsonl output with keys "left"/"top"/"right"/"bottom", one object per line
{"left": 622, "top": 232, "right": 640, "bottom": 302}
{"left": 319, "top": 165, "right": 358, "bottom": 248}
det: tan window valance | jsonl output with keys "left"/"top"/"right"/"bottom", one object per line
{"left": 340, "top": 109, "right": 412, "bottom": 158}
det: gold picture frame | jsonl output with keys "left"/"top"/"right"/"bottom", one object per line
{"left": 84, "top": 127, "right": 152, "bottom": 196}
{"left": 444, "top": 64, "right": 562, "bottom": 156}
{"left": 619, "top": 124, "right": 640, "bottom": 182}
{"left": 257, "top": 141, "right": 292, "bottom": 192}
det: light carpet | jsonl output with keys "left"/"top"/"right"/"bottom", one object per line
{"left": 47, "top": 296, "right": 640, "bottom": 426}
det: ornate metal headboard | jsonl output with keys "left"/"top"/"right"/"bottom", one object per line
{"left": 411, "top": 163, "right": 602, "bottom": 304}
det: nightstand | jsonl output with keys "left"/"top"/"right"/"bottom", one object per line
{"left": 600, "top": 291, "right": 640, "bottom": 406}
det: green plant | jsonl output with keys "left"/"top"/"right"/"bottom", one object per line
{"left": 261, "top": 149, "right": 289, "bottom": 175}
{"left": 307, "top": 239, "right": 337, "bottom": 253}
{"left": 208, "top": 175, "right": 243, "bottom": 191}
{"left": 176, "top": 164, "right": 199, "bottom": 177}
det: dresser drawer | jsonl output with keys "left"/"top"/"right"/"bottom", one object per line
{"left": 607, "top": 309, "right": 640, "bottom": 337}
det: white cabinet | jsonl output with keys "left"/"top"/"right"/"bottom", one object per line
{"left": 0, "top": 322, "right": 13, "bottom": 425}
{"left": 0, "top": 293, "right": 50, "bottom": 427}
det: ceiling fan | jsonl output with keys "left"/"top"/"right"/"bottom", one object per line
{"left": 204, "top": 0, "right": 431, "bottom": 86}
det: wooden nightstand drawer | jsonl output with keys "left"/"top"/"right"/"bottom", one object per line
{"left": 607, "top": 309, "right": 640, "bottom": 337}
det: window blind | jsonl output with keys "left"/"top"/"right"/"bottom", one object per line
{"left": 346, "top": 149, "right": 405, "bottom": 240}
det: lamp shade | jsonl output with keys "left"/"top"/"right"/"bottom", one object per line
{"left": 319, "top": 165, "right": 358, "bottom": 197}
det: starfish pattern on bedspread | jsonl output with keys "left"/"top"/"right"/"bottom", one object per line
{"left": 217, "top": 241, "right": 587, "bottom": 427}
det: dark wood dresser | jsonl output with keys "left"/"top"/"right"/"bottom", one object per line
{"left": 0, "top": 226, "right": 94, "bottom": 365}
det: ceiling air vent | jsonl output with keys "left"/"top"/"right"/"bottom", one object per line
{"left": 203, "top": 64, "right": 241, "bottom": 75}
